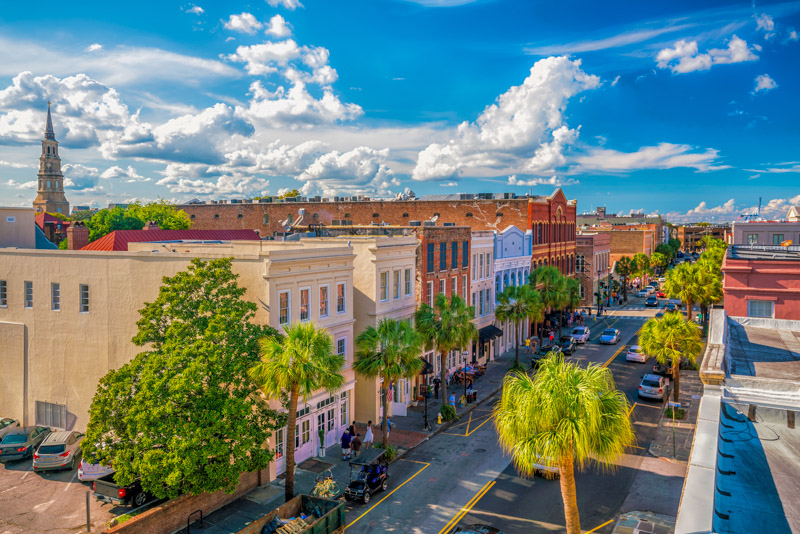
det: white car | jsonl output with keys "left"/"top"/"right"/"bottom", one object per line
{"left": 637, "top": 289, "right": 649, "bottom": 298}
{"left": 570, "top": 326, "right": 591, "bottom": 344}
{"left": 658, "top": 277, "right": 666, "bottom": 283}
{"left": 626, "top": 345, "right": 647, "bottom": 363}
{"left": 78, "top": 455, "right": 115, "bottom": 482}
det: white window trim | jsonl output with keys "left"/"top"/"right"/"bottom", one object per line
{"left": 379, "top": 271, "right": 389, "bottom": 302}
{"left": 747, "top": 299, "right": 774, "bottom": 319}
{"left": 79, "top": 284, "right": 89, "bottom": 314}
{"left": 279, "top": 289, "right": 291, "bottom": 325}
{"left": 336, "top": 282, "right": 347, "bottom": 314}
{"left": 299, "top": 286, "right": 311, "bottom": 322}
{"left": 319, "top": 284, "right": 330, "bottom": 318}
{"left": 404, "top": 268, "right": 412, "bottom": 297}
{"left": 427, "top": 281, "right": 434, "bottom": 307}
{"left": 393, "top": 270, "right": 401, "bottom": 300}
{"left": 24, "top": 281, "right": 33, "bottom": 309}
{"left": 336, "top": 336, "right": 348, "bottom": 369}
{"left": 0, "top": 280, "right": 6, "bottom": 308}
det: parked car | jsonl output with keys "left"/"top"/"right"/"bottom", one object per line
{"left": 0, "top": 418, "right": 20, "bottom": 441}
{"left": 653, "top": 357, "right": 694, "bottom": 377}
{"left": 665, "top": 303, "right": 678, "bottom": 313}
{"left": 93, "top": 472, "right": 151, "bottom": 507}
{"left": 78, "top": 455, "right": 115, "bottom": 482}
{"left": 655, "top": 311, "right": 665, "bottom": 318}
{"left": 599, "top": 328, "right": 621, "bottom": 344}
{"left": 557, "top": 335, "right": 576, "bottom": 355}
{"left": 0, "top": 426, "right": 50, "bottom": 462}
{"left": 638, "top": 374, "right": 669, "bottom": 400}
{"left": 626, "top": 345, "right": 647, "bottom": 363}
{"left": 33, "top": 431, "right": 84, "bottom": 472}
{"left": 570, "top": 326, "right": 591, "bottom": 344}
{"left": 656, "top": 290, "right": 666, "bottom": 298}
{"left": 667, "top": 298, "right": 682, "bottom": 308}
{"left": 532, "top": 344, "right": 561, "bottom": 368}
{"left": 658, "top": 277, "right": 666, "bottom": 283}
{"left": 645, "top": 296, "right": 658, "bottom": 307}
{"left": 637, "top": 289, "right": 649, "bottom": 298}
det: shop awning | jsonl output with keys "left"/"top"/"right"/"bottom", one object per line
{"left": 478, "top": 325, "right": 503, "bottom": 341}
{"left": 419, "top": 357, "right": 435, "bottom": 375}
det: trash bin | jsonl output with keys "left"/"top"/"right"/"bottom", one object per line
{"left": 469, "top": 390, "right": 477, "bottom": 403}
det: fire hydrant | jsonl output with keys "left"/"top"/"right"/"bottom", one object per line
{"left": 437, "top": 412, "right": 442, "bottom": 425}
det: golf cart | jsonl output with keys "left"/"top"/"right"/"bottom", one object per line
{"left": 343, "top": 448, "right": 389, "bottom": 504}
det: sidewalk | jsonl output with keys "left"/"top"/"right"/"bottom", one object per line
{"left": 647, "top": 366, "right": 703, "bottom": 462}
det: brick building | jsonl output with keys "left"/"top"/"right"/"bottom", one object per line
{"left": 177, "top": 189, "right": 577, "bottom": 276}
{"left": 576, "top": 232, "right": 611, "bottom": 307}
{"left": 577, "top": 207, "right": 666, "bottom": 245}
{"left": 673, "top": 224, "right": 730, "bottom": 252}
{"left": 587, "top": 225, "right": 656, "bottom": 265}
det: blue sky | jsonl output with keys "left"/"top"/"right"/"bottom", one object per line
{"left": 0, "top": 0, "right": 798, "bottom": 221}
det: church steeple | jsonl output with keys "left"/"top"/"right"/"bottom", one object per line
{"left": 44, "top": 101, "right": 56, "bottom": 140}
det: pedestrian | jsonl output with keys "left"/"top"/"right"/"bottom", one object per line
{"left": 433, "top": 377, "right": 441, "bottom": 399}
{"left": 341, "top": 429, "right": 352, "bottom": 460}
{"left": 363, "top": 421, "right": 374, "bottom": 448}
{"left": 385, "top": 417, "right": 392, "bottom": 439}
{"left": 351, "top": 433, "right": 362, "bottom": 458}
{"left": 549, "top": 330, "right": 554, "bottom": 344}
{"left": 449, "top": 393, "right": 456, "bottom": 408}
{"left": 348, "top": 420, "right": 356, "bottom": 437}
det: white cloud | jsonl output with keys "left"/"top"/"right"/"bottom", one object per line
{"left": 402, "top": 0, "right": 479, "bottom": 6}
{"left": 655, "top": 35, "right": 758, "bottom": 74}
{"left": 224, "top": 13, "right": 263, "bottom": 35}
{"left": 743, "top": 163, "right": 800, "bottom": 174}
{"left": 85, "top": 43, "right": 102, "bottom": 52}
{"left": 664, "top": 196, "right": 800, "bottom": 223}
{"left": 755, "top": 13, "right": 775, "bottom": 39}
{"left": 525, "top": 24, "right": 693, "bottom": 55}
{"left": 790, "top": 30, "right": 799, "bottom": 41}
{"left": 508, "top": 175, "right": 578, "bottom": 187}
{"left": 265, "top": 15, "right": 292, "bottom": 38}
{"left": 227, "top": 40, "right": 302, "bottom": 75}
{"left": 297, "top": 146, "right": 397, "bottom": 197}
{"left": 6, "top": 179, "right": 37, "bottom": 190}
{"left": 575, "top": 143, "right": 728, "bottom": 172}
{"left": 611, "top": 75, "right": 620, "bottom": 86}
{"left": 100, "top": 165, "right": 151, "bottom": 182}
{"left": 439, "top": 181, "right": 458, "bottom": 187}
{"left": 412, "top": 56, "right": 600, "bottom": 181}
{"left": 267, "top": 0, "right": 304, "bottom": 9}
{"left": 0, "top": 159, "right": 34, "bottom": 169}
{"left": 62, "top": 163, "right": 103, "bottom": 191}
{"left": 184, "top": 4, "right": 204, "bottom": 15}
{"left": 155, "top": 163, "right": 270, "bottom": 196}
{"left": 753, "top": 73, "right": 777, "bottom": 93}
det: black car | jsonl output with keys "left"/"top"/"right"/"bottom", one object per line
{"left": 645, "top": 296, "right": 658, "bottom": 307}
{"left": 557, "top": 336, "right": 576, "bottom": 355}
{"left": 532, "top": 344, "right": 561, "bottom": 368}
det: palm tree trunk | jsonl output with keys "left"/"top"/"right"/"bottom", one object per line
{"left": 285, "top": 384, "right": 299, "bottom": 502}
{"left": 440, "top": 349, "right": 448, "bottom": 410}
{"left": 514, "top": 320, "right": 520, "bottom": 368}
{"left": 685, "top": 297, "right": 693, "bottom": 323}
{"left": 558, "top": 451, "right": 581, "bottom": 534}
{"left": 381, "top": 373, "right": 390, "bottom": 447}
{"left": 672, "top": 360, "right": 681, "bottom": 402}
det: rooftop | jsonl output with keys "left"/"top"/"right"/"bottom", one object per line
{"left": 728, "top": 323, "right": 800, "bottom": 380}
{"left": 82, "top": 229, "right": 261, "bottom": 251}
{"left": 727, "top": 245, "right": 800, "bottom": 261}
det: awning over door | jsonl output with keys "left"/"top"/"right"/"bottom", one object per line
{"left": 478, "top": 325, "right": 503, "bottom": 341}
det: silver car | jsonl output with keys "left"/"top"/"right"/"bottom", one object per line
{"left": 0, "top": 418, "right": 20, "bottom": 441}
{"left": 33, "top": 431, "right": 84, "bottom": 472}
{"left": 638, "top": 374, "right": 669, "bottom": 400}
{"left": 0, "top": 426, "right": 50, "bottom": 462}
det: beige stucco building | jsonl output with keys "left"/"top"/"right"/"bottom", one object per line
{"left": 0, "top": 207, "right": 36, "bottom": 249}
{"left": 0, "top": 239, "right": 356, "bottom": 479}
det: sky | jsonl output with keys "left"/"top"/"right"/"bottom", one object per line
{"left": 0, "top": 0, "right": 798, "bottom": 222}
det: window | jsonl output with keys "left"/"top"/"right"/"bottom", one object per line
{"left": 487, "top": 252, "right": 492, "bottom": 272}
{"left": 337, "top": 337, "right": 347, "bottom": 368}
{"left": 451, "top": 242, "right": 458, "bottom": 269}
{"left": 427, "top": 281, "right": 434, "bottom": 307}
{"left": 274, "top": 428, "right": 284, "bottom": 459}
{"left": 0, "top": 280, "right": 6, "bottom": 307}
{"left": 340, "top": 397, "right": 348, "bottom": 426}
{"left": 472, "top": 255, "right": 478, "bottom": 280}
{"left": 380, "top": 271, "right": 389, "bottom": 301}
{"left": 773, "top": 234, "right": 785, "bottom": 245}
{"left": 36, "top": 401, "right": 66, "bottom": 429}
{"left": 576, "top": 255, "right": 585, "bottom": 273}
{"left": 327, "top": 408, "right": 335, "bottom": 431}
{"left": 279, "top": 290, "right": 290, "bottom": 325}
{"left": 451, "top": 276, "right": 457, "bottom": 297}
{"left": 51, "top": 283, "right": 60, "bottom": 311}
{"left": 337, "top": 282, "right": 346, "bottom": 313}
{"left": 462, "top": 241, "right": 469, "bottom": 267}
{"left": 263, "top": 214, "right": 269, "bottom": 225}
{"left": 79, "top": 284, "right": 90, "bottom": 313}
{"left": 472, "top": 292, "right": 477, "bottom": 316}
{"left": 748, "top": 299, "right": 774, "bottom": 318}
{"left": 440, "top": 242, "right": 447, "bottom": 270}
{"left": 479, "top": 289, "right": 485, "bottom": 316}
{"left": 319, "top": 286, "right": 329, "bottom": 317}
{"left": 296, "top": 424, "right": 300, "bottom": 448}
{"left": 393, "top": 270, "right": 400, "bottom": 299}
{"left": 24, "top": 281, "right": 33, "bottom": 309}
{"left": 300, "top": 288, "right": 310, "bottom": 321}
{"left": 404, "top": 268, "right": 412, "bottom": 296}
{"left": 302, "top": 420, "right": 310, "bottom": 444}
{"left": 427, "top": 243, "right": 435, "bottom": 273}
{"left": 747, "top": 234, "right": 758, "bottom": 245}
{"left": 462, "top": 275, "right": 467, "bottom": 298}
{"left": 439, "top": 278, "right": 446, "bottom": 295}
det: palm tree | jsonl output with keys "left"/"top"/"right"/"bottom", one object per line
{"left": 530, "top": 266, "right": 568, "bottom": 337}
{"left": 639, "top": 313, "right": 702, "bottom": 402}
{"left": 565, "top": 277, "right": 582, "bottom": 311}
{"left": 495, "top": 284, "right": 544, "bottom": 368}
{"left": 494, "top": 355, "right": 634, "bottom": 534}
{"left": 664, "top": 262, "right": 702, "bottom": 323}
{"left": 632, "top": 252, "right": 651, "bottom": 288}
{"left": 614, "top": 256, "right": 632, "bottom": 302}
{"left": 414, "top": 294, "right": 478, "bottom": 410}
{"left": 355, "top": 318, "right": 424, "bottom": 447}
{"left": 649, "top": 252, "right": 668, "bottom": 275}
{"left": 249, "top": 322, "right": 345, "bottom": 502}
{"left": 694, "top": 258, "right": 724, "bottom": 334}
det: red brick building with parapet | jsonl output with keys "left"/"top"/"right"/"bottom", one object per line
{"left": 178, "top": 188, "right": 577, "bottom": 275}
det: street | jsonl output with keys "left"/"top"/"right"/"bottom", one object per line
{"left": 345, "top": 299, "right": 672, "bottom": 534}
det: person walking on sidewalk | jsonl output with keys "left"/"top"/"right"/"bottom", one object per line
{"left": 433, "top": 377, "right": 441, "bottom": 399}
{"left": 348, "top": 421, "right": 356, "bottom": 437}
{"left": 363, "top": 421, "right": 374, "bottom": 448}
{"left": 351, "top": 433, "right": 362, "bottom": 458}
{"left": 341, "top": 429, "right": 352, "bottom": 460}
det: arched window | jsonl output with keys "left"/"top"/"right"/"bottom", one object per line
{"left": 47, "top": 146, "right": 50, "bottom": 155}
{"left": 47, "top": 180, "right": 51, "bottom": 189}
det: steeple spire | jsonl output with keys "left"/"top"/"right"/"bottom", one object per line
{"left": 44, "top": 101, "right": 56, "bottom": 140}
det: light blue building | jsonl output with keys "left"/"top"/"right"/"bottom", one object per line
{"left": 493, "top": 226, "right": 533, "bottom": 355}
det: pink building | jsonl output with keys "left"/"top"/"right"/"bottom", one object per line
{"left": 576, "top": 232, "right": 611, "bottom": 307}
{"left": 731, "top": 220, "right": 800, "bottom": 246}
{"left": 722, "top": 245, "right": 800, "bottom": 321}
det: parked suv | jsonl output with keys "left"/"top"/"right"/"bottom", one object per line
{"left": 33, "top": 431, "right": 84, "bottom": 472}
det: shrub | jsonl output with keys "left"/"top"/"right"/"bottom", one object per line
{"left": 440, "top": 404, "right": 458, "bottom": 422}
{"left": 376, "top": 443, "right": 398, "bottom": 461}
{"left": 665, "top": 407, "right": 686, "bottom": 420}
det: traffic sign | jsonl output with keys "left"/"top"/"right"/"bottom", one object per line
{"left": 668, "top": 401, "right": 681, "bottom": 408}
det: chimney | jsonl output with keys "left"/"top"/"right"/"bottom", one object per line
{"left": 43, "top": 221, "right": 57, "bottom": 243}
{"left": 67, "top": 222, "right": 89, "bottom": 250}
{"left": 143, "top": 220, "right": 160, "bottom": 231}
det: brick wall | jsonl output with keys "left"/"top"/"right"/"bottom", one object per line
{"left": 103, "top": 470, "right": 262, "bottom": 534}
{"left": 590, "top": 229, "right": 654, "bottom": 264}
{"left": 416, "top": 226, "right": 472, "bottom": 307}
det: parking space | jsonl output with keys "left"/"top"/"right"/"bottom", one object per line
{"left": 0, "top": 456, "right": 119, "bottom": 534}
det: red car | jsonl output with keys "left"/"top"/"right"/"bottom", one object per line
{"left": 656, "top": 291, "right": 666, "bottom": 298}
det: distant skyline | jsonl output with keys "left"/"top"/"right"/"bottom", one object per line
{"left": 0, "top": 0, "right": 797, "bottom": 222}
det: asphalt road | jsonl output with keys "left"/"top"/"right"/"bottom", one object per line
{"left": 345, "top": 297, "right": 666, "bottom": 534}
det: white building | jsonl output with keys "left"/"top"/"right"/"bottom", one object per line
{"left": 470, "top": 231, "right": 500, "bottom": 364}
{"left": 493, "top": 226, "right": 533, "bottom": 355}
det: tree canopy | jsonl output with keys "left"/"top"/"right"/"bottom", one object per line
{"left": 84, "top": 201, "right": 192, "bottom": 242}
{"left": 82, "top": 258, "right": 284, "bottom": 499}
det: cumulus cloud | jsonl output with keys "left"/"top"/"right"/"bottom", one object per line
{"left": 184, "top": 4, "right": 204, "bottom": 15}
{"left": 63, "top": 163, "right": 102, "bottom": 191}
{"left": 412, "top": 56, "right": 600, "bottom": 181}
{"left": 85, "top": 43, "right": 102, "bottom": 52}
{"left": 755, "top": 13, "right": 775, "bottom": 39}
{"left": 6, "top": 179, "right": 37, "bottom": 190}
{"left": 224, "top": 13, "right": 263, "bottom": 34}
{"left": 575, "top": 143, "right": 728, "bottom": 172}
{"left": 753, "top": 74, "right": 777, "bottom": 93}
{"left": 297, "top": 146, "right": 397, "bottom": 197}
{"left": 100, "top": 165, "right": 151, "bottom": 182}
{"left": 655, "top": 35, "right": 758, "bottom": 74}
{"left": 267, "top": 0, "right": 304, "bottom": 9}
{"left": 664, "top": 196, "right": 800, "bottom": 223}
{"left": 265, "top": 15, "right": 292, "bottom": 38}
{"left": 508, "top": 175, "right": 578, "bottom": 187}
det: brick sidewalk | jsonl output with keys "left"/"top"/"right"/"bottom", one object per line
{"left": 647, "top": 366, "right": 704, "bottom": 462}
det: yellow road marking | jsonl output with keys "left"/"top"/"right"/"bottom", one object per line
{"left": 443, "top": 412, "right": 493, "bottom": 437}
{"left": 584, "top": 518, "right": 615, "bottom": 533}
{"left": 466, "top": 415, "right": 494, "bottom": 436}
{"left": 345, "top": 460, "right": 431, "bottom": 530}
{"left": 438, "top": 480, "right": 496, "bottom": 534}
{"left": 602, "top": 345, "right": 626, "bottom": 368}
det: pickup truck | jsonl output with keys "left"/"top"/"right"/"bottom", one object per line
{"left": 92, "top": 472, "right": 151, "bottom": 508}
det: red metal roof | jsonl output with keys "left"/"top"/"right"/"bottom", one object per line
{"left": 81, "top": 229, "right": 261, "bottom": 251}
{"left": 34, "top": 213, "right": 72, "bottom": 230}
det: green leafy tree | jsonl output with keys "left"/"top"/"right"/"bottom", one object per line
{"left": 668, "top": 238, "right": 681, "bottom": 254}
{"left": 355, "top": 319, "right": 423, "bottom": 447}
{"left": 70, "top": 210, "right": 95, "bottom": 222}
{"left": 278, "top": 188, "right": 300, "bottom": 199}
{"left": 414, "top": 294, "right": 478, "bottom": 410}
{"left": 632, "top": 252, "right": 651, "bottom": 287}
{"left": 639, "top": 313, "right": 702, "bottom": 402}
{"left": 495, "top": 284, "right": 544, "bottom": 368}
{"left": 649, "top": 252, "right": 668, "bottom": 275}
{"left": 250, "top": 321, "right": 345, "bottom": 502}
{"left": 86, "top": 201, "right": 191, "bottom": 242}
{"left": 494, "top": 356, "right": 634, "bottom": 534}
{"left": 82, "top": 258, "right": 284, "bottom": 499}
{"left": 614, "top": 256, "right": 632, "bottom": 302}
{"left": 654, "top": 243, "right": 676, "bottom": 262}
